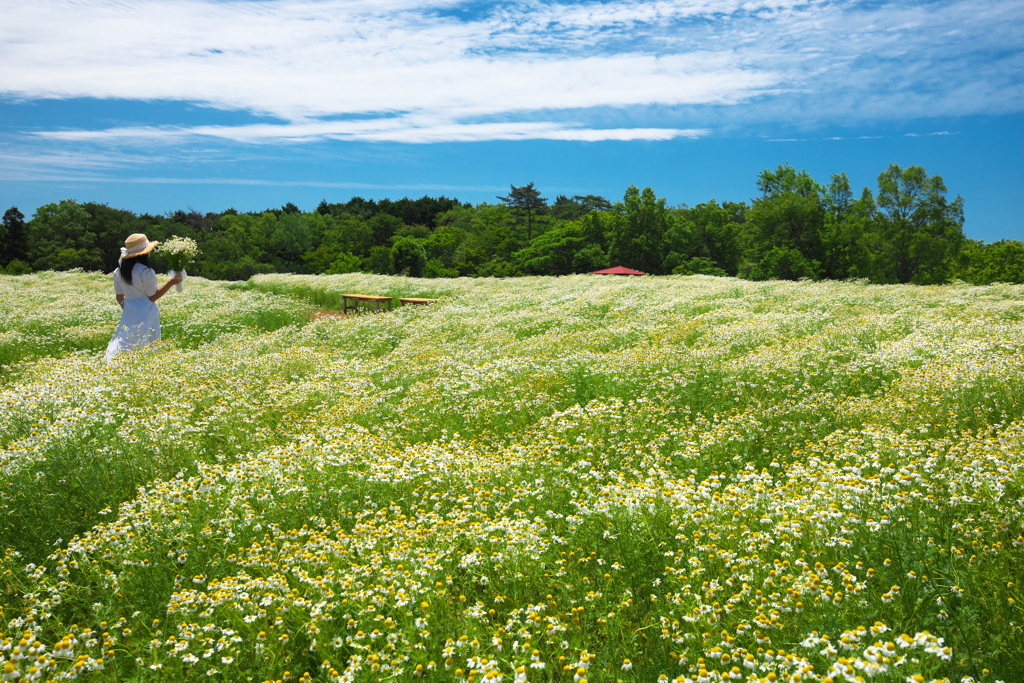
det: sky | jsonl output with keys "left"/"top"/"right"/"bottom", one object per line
{"left": 1, "top": 0, "right": 1022, "bottom": 242}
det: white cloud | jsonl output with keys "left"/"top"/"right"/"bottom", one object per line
{"left": 34, "top": 116, "right": 709, "bottom": 144}
{"left": 1, "top": 0, "right": 1021, "bottom": 144}
{"left": 0, "top": 173, "right": 504, "bottom": 193}
{"left": 0, "top": 149, "right": 163, "bottom": 170}
{"left": 1, "top": 5, "right": 777, "bottom": 118}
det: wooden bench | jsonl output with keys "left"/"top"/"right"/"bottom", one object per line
{"left": 342, "top": 294, "right": 394, "bottom": 314}
{"left": 398, "top": 297, "right": 438, "bottom": 306}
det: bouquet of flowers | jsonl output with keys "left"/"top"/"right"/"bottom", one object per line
{"left": 158, "top": 235, "right": 200, "bottom": 292}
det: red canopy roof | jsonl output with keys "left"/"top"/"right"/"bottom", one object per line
{"left": 591, "top": 266, "right": 648, "bottom": 276}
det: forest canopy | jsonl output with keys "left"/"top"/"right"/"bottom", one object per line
{"left": 2, "top": 163, "right": 1020, "bottom": 284}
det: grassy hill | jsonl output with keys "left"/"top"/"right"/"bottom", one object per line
{"left": 1, "top": 271, "right": 1022, "bottom": 682}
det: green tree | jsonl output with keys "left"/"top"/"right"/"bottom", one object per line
{"left": 874, "top": 163, "right": 965, "bottom": 284}
{"left": 4, "top": 260, "right": 31, "bottom": 275}
{"left": 377, "top": 195, "right": 467, "bottom": 227}
{"left": 305, "top": 215, "right": 375, "bottom": 272}
{"left": 305, "top": 211, "right": 332, "bottom": 248}
{"left": 302, "top": 245, "right": 345, "bottom": 274}
{"left": 434, "top": 205, "right": 476, "bottom": 232}
{"left": 1, "top": 207, "right": 28, "bottom": 267}
{"left": 550, "top": 194, "right": 612, "bottom": 221}
{"left": 391, "top": 237, "right": 427, "bottom": 277}
{"left": 498, "top": 183, "right": 548, "bottom": 244}
{"left": 199, "top": 213, "right": 276, "bottom": 279}
{"left": 442, "top": 204, "right": 515, "bottom": 274}
{"left": 572, "top": 243, "right": 609, "bottom": 273}
{"left": 423, "top": 225, "right": 468, "bottom": 269}
{"left": 394, "top": 224, "right": 431, "bottom": 240}
{"left": 819, "top": 174, "right": 880, "bottom": 281}
{"left": 365, "top": 246, "right": 394, "bottom": 275}
{"left": 606, "top": 186, "right": 670, "bottom": 274}
{"left": 268, "top": 213, "right": 312, "bottom": 272}
{"left": 369, "top": 213, "right": 405, "bottom": 245}
{"left": 758, "top": 246, "right": 821, "bottom": 280}
{"left": 664, "top": 200, "right": 745, "bottom": 276}
{"left": 957, "top": 239, "right": 1024, "bottom": 284}
{"left": 742, "top": 165, "right": 825, "bottom": 280}
{"left": 672, "top": 257, "right": 728, "bottom": 277}
{"left": 424, "top": 258, "right": 459, "bottom": 278}
{"left": 514, "top": 221, "right": 596, "bottom": 275}
{"left": 82, "top": 202, "right": 149, "bottom": 273}
{"left": 514, "top": 210, "right": 610, "bottom": 275}
{"left": 168, "top": 208, "right": 216, "bottom": 236}
{"left": 27, "top": 200, "right": 102, "bottom": 271}
{"left": 326, "top": 252, "right": 362, "bottom": 274}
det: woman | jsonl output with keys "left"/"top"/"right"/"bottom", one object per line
{"left": 104, "top": 234, "right": 182, "bottom": 361}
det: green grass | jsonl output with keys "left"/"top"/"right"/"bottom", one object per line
{"left": 0, "top": 272, "right": 1022, "bottom": 682}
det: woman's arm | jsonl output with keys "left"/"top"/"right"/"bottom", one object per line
{"left": 116, "top": 294, "right": 125, "bottom": 309}
{"left": 148, "top": 273, "right": 183, "bottom": 302}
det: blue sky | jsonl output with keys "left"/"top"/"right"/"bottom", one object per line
{"left": 1, "top": 0, "right": 1021, "bottom": 242}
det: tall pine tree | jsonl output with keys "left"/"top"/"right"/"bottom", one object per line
{"left": 498, "top": 183, "right": 548, "bottom": 244}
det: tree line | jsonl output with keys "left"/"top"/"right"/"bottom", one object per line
{"left": 2, "top": 163, "right": 1021, "bottom": 285}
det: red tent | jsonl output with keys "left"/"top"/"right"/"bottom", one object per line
{"left": 591, "top": 266, "right": 648, "bottom": 276}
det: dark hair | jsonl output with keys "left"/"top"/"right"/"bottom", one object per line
{"left": 118, "top": 254, "right": 150, "bottom": 286}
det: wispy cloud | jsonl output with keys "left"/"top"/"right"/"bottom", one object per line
{"left": 0, "top": 149, "right": 165, "bottom": 171}
{"left": 34, "top": 118, "right": 709, "bottom": 144}
{"left": 4, "top": 174, "right": 505, "bottom": 192}
{"left": 1, "top": 0, "right": 1022, "bottom": 146}
{"left": 767, "top": 130, "right": 958, "bottom": 142}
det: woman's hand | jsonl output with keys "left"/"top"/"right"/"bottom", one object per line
{"left": 150, "top": 274, "right": 184, "bottom": 302}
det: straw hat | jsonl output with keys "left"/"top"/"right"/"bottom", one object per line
{"left": 120, "top": 233, "right": 159, "bottom": 259}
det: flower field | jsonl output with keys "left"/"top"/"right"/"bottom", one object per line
{"left": 0, "top": 271, "right": 1022, "bottom": 683}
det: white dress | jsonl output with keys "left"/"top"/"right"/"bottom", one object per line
{"left": 104, "top": 263, "right": 161, "bottom": 361}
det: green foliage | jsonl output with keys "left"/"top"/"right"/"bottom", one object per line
{"left": 196, "top": 213, "right": 276, "bottom": 279}
{"left": 219, "top": 254, "right": 277, "bottom": 280}
{"left": 607, "top": 185, "right": 670, "bottom": 274}
{"left": 753, "top": 245, "right": 822, "bottom": 281}
{"left": 394, "top": 223, "right": 430, "bottom": 240}
{"left": 672, "top": 256, "right": 728, "bottom": 276}
{"left": 365, "top": 245, "right": 394, "bottom": 275}
{"left": 323, "top": 215, "right": 375, "bottom": 258}
{"left": 3, "top": 259, "right": 31, "bottom": 276}
{"left": 82, "top": 202, "right": 150, "bottom": 272}
{"left": 318, "top": 194, "right": 467, "bottom": 227}
{"left": 512, "top": 215, "right": 615, "bottom": 276}
{"left": 820, "top": 181, "right": 879, "bottom": 280}
{"left": 12, "top": 165, "right": 1008, "bottom": 285}
{"left": 422, "top": 225, "right": 465, "bottom": 267}
{"left": 550, "top": 193, "right": 612, "bottom": 221}
{"left": 745, "top": 164, "right": 826, "bottom": 277}
{"left": 391, "top": 236, "right": 427, "bottom": 277}
{"left": 1, "top": 206, "right": 28, "bottom": 267}
{"left": 368, "top": 212, "right": 404, "bottom": 244}
{"left": 27, "top": 199, "right": 102, "bottom": 271}
{"left": 497, "top": 181, "right": 548, "bottom": 243}
{"left": 874, "top": 163, "right": 965, "bottom": 284}
{"left": 424, "top": 258, "right": 459, "bottom": 278}
{"left": 959, "top": 239, "right": 1024, "bottom": 284}
{"left": 668, "top": 200, "right": 745, "bottom": 276}
{"left": 571, "top": 242, "right": 609, "bottom": 272}
{"left": 514, "top": 221, "right": 595, "bottom": 275}
{"left": 268, "top": 212, "right": 312, "bottom": 270}
{"left": 325, "top": 252, "right": 362, "bottom": 275}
